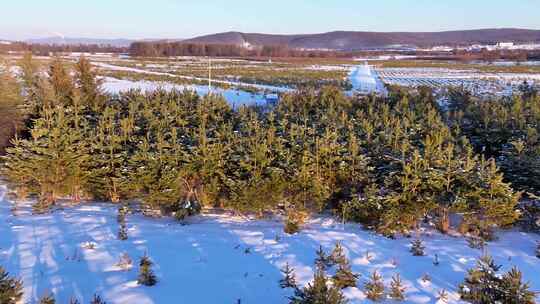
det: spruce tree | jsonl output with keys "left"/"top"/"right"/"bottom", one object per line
{"left": 461, "top": 158, "right": 520, "bottom": 237}
{"left": 90, "top": 293, "right": 107, "bottom": 304}
{"left": 39, "top": 292, "right": 56, "bottom": 304}
{"left": 332, "top": 258, "right": 358, "bottom": 289}
{"left": 279, "top": 263, "right": 297, "bottom": 289}
{"left": 117, "top": 223, "right": 128, "bottom": 240}
{"left": 0, "top": 266, "right": 23, "bottom": 304}
{"left": 459, "top": 255, "right": 502, "bottom": 303}
{"left": 329, "top": 242, "right": 347, "bottom": 266}
{"left": 0, "top": 61, "right": 25, "bottom": 154}
{"left": 314, "top": 246, "right": 331, "bottom": 270}
{"left": 389, "top": 273, "right": 406, "bottom": 301}
{"left": 68, "top": 297, "right": 80, "bottom": 304}
{"left": 364, "top": 270, "right": 385, "bottom": 301}
{"left": 437, "top": 289, "right": 449, "bottom": 303}
{"left": 410, "top": 239, "right": 425, "bottom": 256}
{"left": 74, "top": 56, "right": 104, "bottom": 112}
{"left": 499, "top": 267, "right": 536, "bottom": 304}
{"left": 289, "top": 264, "right": 347, "bottom": 304}
{"left": 138, "top": 254, "right": 157, "bottom": 286}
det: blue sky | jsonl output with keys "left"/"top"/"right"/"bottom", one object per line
{"left": 1, "top": 0, "right": 540, "bottom": 40}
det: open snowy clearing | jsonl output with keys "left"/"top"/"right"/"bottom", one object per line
{"left": 1, "top": 184, "right": 539, "bottom": 304}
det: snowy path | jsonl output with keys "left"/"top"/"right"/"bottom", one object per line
{"left": 1, "top": 185, "right": 539, "bottom": 304}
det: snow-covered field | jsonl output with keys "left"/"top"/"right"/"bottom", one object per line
{"left": 101, "top": 77, "right": 271, "bottom": 107}
{"left": 375, "top": 67, "right": 540, "bottom": 96}
{"left": 1, "top": 184, "right": 539, "bottom": 304}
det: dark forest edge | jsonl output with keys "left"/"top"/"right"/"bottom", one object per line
{"left": 0, "top": 53, "right": 539, "bottom": 240}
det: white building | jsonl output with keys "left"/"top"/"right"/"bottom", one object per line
{"left": 497, "top": 42, "right": 515, "bottom": 49}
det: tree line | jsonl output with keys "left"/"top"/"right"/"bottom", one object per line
{"left": 0, "top": 54, "right": 538, "bottom": 239}
{"left": 129, "top": 41, "right": 354, "bottom": 58}
{"left": 0, "top": 42, "right": 128, "bottom": 55}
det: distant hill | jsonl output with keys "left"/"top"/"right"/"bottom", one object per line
{"left": 26, "top": 37, "right": 134, "bottom": 47}
{"left": 184, "top": 28, "right": 540, "bottom": 50}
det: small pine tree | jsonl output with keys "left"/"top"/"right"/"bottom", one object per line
{"left": 284, "top": 220, "right": 300, "bottom": 234}
{"left": 68, "top": 297, "right": 80, "bottom": 304}
{"left": 499, "top": 267, "right": 536, "bottom": 304}
{"left": 314, "top": 246, "right": 331, "bottom": 270}
{"left": 279, "top": 263, "right": 297, "bottom": 289}
{"left": 117, "top": 205, "right": 128, "bottom": 223}
{"left": 39, "top": 292, "right": 55, "bottom": 304}
{"left": 117, "top": 223, "right": 128, "bottom": 240}
{"left": 410, "top": 239, "right": 425, "bottom": 256}
{"left": 467, "top": 236, "right": 485, "bottom": 250}
{"left": 138, "top": 254, "right": 157, "bottom": 286}
{"left": 290, "top": 264, "right": 347, "bottom": 304}
{"left": 116, "top": 252, "right": 133, "bottom": 271}
{"left": 433, "top": 254, "right": 440, "bottom": 266}
{"left": 329, "top": 242, "right": 347, "bottom": 266}
{"left": 459, "top": 255, "right": 502, "bottom": 303}
{"left": 332, "top": 259, "right": 358, "bottom": 289}
{"left": 389, "top": 273, "right": 406, "bottom": 301}
{"left": 90, "top": 293, "right": 107, "bottom": 304}
{"left": 364, "top": 270, "right": 385, "bottom": 301}
{"left": 0, "top": 266, "right": 23, "bottom": 304}
{"left": 437, "top": 289, "right": 449, "bottom": 303}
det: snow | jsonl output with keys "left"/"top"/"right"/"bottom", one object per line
{"left": 94, "top": 62, "right": 292, "bottom": 94}
{"left": 101, "top": 77, "right": 271, "bottom": 107}
{"left": 1, "top": 184, "right": 540, "bottom": 304}
{"left": 349, "top": 64, "right": 387, "bottom": 95}
{"left": 376, "top": 67, "right": 540, "bottom": 96}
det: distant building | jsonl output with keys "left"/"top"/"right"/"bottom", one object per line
{"left": 497, "top": 42, "right": 514, "bottom": 49}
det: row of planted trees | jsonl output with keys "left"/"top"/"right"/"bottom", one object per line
{"left": 0, "top": 54, "right": 535, "bottom": 239}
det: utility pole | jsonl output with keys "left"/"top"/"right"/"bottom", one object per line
{"left": 208, "top": 56, "right": 212, "bottom": 94}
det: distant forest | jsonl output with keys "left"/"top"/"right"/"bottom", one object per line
{"left": 128, "top": 41, "right": 540, "bottom": 60}
{"left": 2, "top": 40, "right": 540, "bottom": 62}
{"left": 128, "top": 41, "right": 352, "bottom": 58}
{"left": 0, "top": 42, "right": 128, "bottom": 55}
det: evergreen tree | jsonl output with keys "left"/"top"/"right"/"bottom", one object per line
{"left": 89, "top": 106, "right": 125, "bottom": 202}
{"left": 68, "top": 297, "right": 80, "bottom": 304}
{"left": 389, "top": 273, "right": 406, "bottom": 301}
{"left": 314, "top": 246, "right": 331, "bottom": 270}
{"left": 279, "top": 263, "right": 297, "bottom": 289}
{"left": 39, "top": 292, "right": 56, "bottom": 304}
{"left": 0, "top": 266, "right": 23, "bottom": 304}
{"left": 364, "top": 270, "right": 385, "bottom": 301}
{"left": 410, "top": 239, "right": 425, "bottom": 256}
{"left": 437, "top": 289, "right": 449, "bottom": 303}
{"left": 118, "top": 223, "right": 128, "bottom": 240}
{"left": 48, "top": 57, "right": 75, "bottom": 106}
{"left": 329, "top": 242, "right": 347, "bottom": 266}
{"left": 332, "top": 258, "right": 358, "bottom": 289}
{"left": 74, "top": 56, "right": 104, "bottom": 112}
{"left": 138, "top": 254, "right": 157, "bottom": 286}
{"left": 90, "top": 293, "right": 107, "bottom": 304}
{"left": 459, "top": 255, "right": 502, "bottom": 303}
{"left": 0, "top": 60, "right": 25, "bottom": 154}
{"left": 499, "top": 267, "right": 536, "bottom": 304}
{"left": 289, "top": 264, "right": 347, "bottom": 304}
{"left": 461, "top": 158, "right": 520, "bottom": 237}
